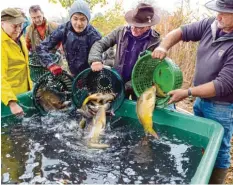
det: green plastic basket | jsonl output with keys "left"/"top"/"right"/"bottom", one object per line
{"left": 132, "top": 50, "right": 183, "bottom": 107}
{"left": 72, "top": 67, "right": 125, "bottom": 112}
{"left": 29, "top": 52, "right": 61, "bottom": 83}
{"left": 32, "top": 71, "right": 73, "bottom": 115}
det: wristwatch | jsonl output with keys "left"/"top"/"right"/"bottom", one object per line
{"left": 188, "top": 88, "right": 193, "bottom": 98}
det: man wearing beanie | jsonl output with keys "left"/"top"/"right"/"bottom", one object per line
{"left": 36, "top": 0, "right": 101, "bottom": 76}
{"left": 1, "top": 8, "right": 33, "bottom": 116}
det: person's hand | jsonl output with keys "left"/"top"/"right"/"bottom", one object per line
{"left": 167, "top": 89, "right": 188, "bottom": 104}
{"left": 91, "top": 62, "right": 103, "bottom": 72}
{"left": 125, "top": 81, "right": 133, "bottom": 91}
{"left": 151, "top": 47, "right": 168, "bottom": 60}
{"left": 8, "top": 101, "right": 24, "bottom": 116}
{"left": 48, "top": 64, "right": 62, "bottom": 75}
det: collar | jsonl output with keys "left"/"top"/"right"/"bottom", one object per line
{"left": 1, "top": 28, "right": 11, "bottom": 41}
{"left": 211, "top": 19, "right": 233, "bottom": 42}
{"left": 32, "top": 18, "right": 47, "bottom": 29}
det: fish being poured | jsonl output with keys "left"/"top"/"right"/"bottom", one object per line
{"left": 136, "top": 86, "right": 159, "bottom": 139}
{"left": 87, "top": 106, "right": 109, "bottom": 149}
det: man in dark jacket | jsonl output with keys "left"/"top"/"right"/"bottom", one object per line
{"left": 152, "top": 0, "right": 233, "bottom": 183}
{"left": 36, "top": 0, "right": 101, "bottom": 76}
{"left": 88, "top": 3, "right": 160, "bottom": 99}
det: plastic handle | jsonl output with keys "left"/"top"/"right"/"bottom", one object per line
{"left": 139, "top": 50, "right": 151, "bottom": 58}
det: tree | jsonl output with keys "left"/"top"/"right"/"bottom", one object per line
{"left": 91, "top": 3, "right": 125, "bottom": 36}
{"left": 48, "top": 0, "right": 107, "bottom": 9}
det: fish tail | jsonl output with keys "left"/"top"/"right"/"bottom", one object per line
{"left": 88, "top": 142, "right": 109, "bottom": 149}
{"left": 146, "top": 128, "right": 159, "bottom": 139}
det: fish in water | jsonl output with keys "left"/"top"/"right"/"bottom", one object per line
{"left": 86, "top": 106, "right": 109, "bottom": 149}
{"left": 37, "top": 89, "right": 70, "bottom": 112}
{"left": 136, "top": 86, "right": 159, "bottom": 139}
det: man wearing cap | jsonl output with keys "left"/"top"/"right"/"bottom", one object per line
{"left": 36, "top": 0, "right": 101, "bottom": 77}
{"left": 88, "top": 3, "right": 160, "bottom": 99}
{"left": 152, "top": 0, "right": 233, "bottom": 183}
{"left": 1, "top": 8, "right": 33, "bottom": 116}
{"left": 25, "top": 5, "right": 58, "bottom": 51}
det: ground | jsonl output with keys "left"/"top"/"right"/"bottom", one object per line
{"left": 177, "top": 99, "right": 233, "bottom": 184}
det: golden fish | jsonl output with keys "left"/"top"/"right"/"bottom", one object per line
{"left": 136, "top": 86, "right": 159, "bottom": 139}
{"left": 37, "top": 89, "right": 70, "bottom": 112}
{"left": 154, "top": 83, "right": 167, "bottom": 98}
{"left": 87, "top": 106, "right": 109, "bottom": 149}
{"left": 82, "top": 93, "right": 116, "bottom": 107}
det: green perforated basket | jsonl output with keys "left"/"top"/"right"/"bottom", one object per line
{"left": 32, "top": 71, "right": 73, "bottom": 115}
{"left": 29, "top": 52, "right": 61, "bottom": 83}
{"left": 132, "top": 50, "right": 183, "bottom": 107}
{"left": 72, "top": 67, "right": 125, "bottom": 112}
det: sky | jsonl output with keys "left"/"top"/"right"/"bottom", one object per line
{"left": 0, "top": 0, "right": 212, "bottom": 20}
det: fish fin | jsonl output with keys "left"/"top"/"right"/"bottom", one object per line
{"left": 146, "top": 128, "right": 159, "bottom": 139}
{"left": 88, "top": 143, "right": 109, "bottom": 149}
{"left": 79, "top": 118, "right": 86, "bottom": 129}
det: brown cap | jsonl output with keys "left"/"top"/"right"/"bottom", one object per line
{"left": 1, "top": 8, "right": 26, "bottom": 24}
{"left": 125, "top": 3, "right": 160, "bottom": 27}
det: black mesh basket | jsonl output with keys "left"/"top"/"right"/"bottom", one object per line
{"left": 29, "top": 52, "right": 61, "bottom": 83}
{"left": 32, "top": 71, "right": 73, "bottom": 115}
{"left": 72, "top": 68, "right": 125, "bottom": 112}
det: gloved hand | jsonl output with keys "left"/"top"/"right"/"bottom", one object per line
{"left": 48, "top": 64, "right": 62, "bottom": 75}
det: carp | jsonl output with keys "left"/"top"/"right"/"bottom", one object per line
{"left": 136, "top": 86, "right": 159, "bottom": 139}
{"left": 82, "top": 93, "right": 116, "bottom": 107}
{"left": 37, "top": 89, "right": 70, "bottom": 112}
{"left": 87, "top": 106, "right": 109, "bottom": 149}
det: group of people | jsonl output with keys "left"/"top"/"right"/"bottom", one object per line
{"left": 1, "top": 0, "right": 232, "bottom": 183}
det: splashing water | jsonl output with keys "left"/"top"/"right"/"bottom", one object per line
{"left": 1, "top": 114, "right": 206, "bottom": 184}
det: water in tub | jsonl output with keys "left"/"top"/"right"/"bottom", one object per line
{"left": 1, "top": 113, "right": 206, "bottom": 184}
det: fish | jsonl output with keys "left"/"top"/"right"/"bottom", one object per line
{"left": 136, "top": 86, "right": 159, "bottom": 139}
{"left": 154, "top": 83, "right": 167, "bottom": 98}
{"left": 76, "top": 104, "right": 95, "bottom": 119}
{"left": 37, "top": 89, "right": 70, "bottom": 112}
{"left": 82, "top": 93, "right": 116, "bottom": 107}
{"left": 88, "top": 102, "right": 111, "bottom": 113}
{"left": 87, "top": 106, "right": 109, "bottom": 149}
{"left": 131, "top": 138, "right": 153, "bottom": 164}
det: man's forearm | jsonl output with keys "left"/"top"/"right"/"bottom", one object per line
{"left": 159, "top": 28, "right": 183, "bottom": 51}
{"left": 191, "top": 82, "right": 216, "bottom": 98}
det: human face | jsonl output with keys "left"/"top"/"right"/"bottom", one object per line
{"left": 216, "top": 12, "right": 233, "bottom": 33}
{"left": 131, "top": 26, "right": 151, "bottom": 37}
{"left": 71, "top": 13, "right": 88, "bottom": 33}
{"left": 30, "top": 10, "right": 44, "bottom": 26}
{"left": 1, "top": 21, "right": 22, "bottom": 40}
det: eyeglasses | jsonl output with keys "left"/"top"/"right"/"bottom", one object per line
{"left": 131, "top": 26, "right": 146, "bottom": 30}
{"left": 11, "top": 23, "right": 23, "bottom": 30}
